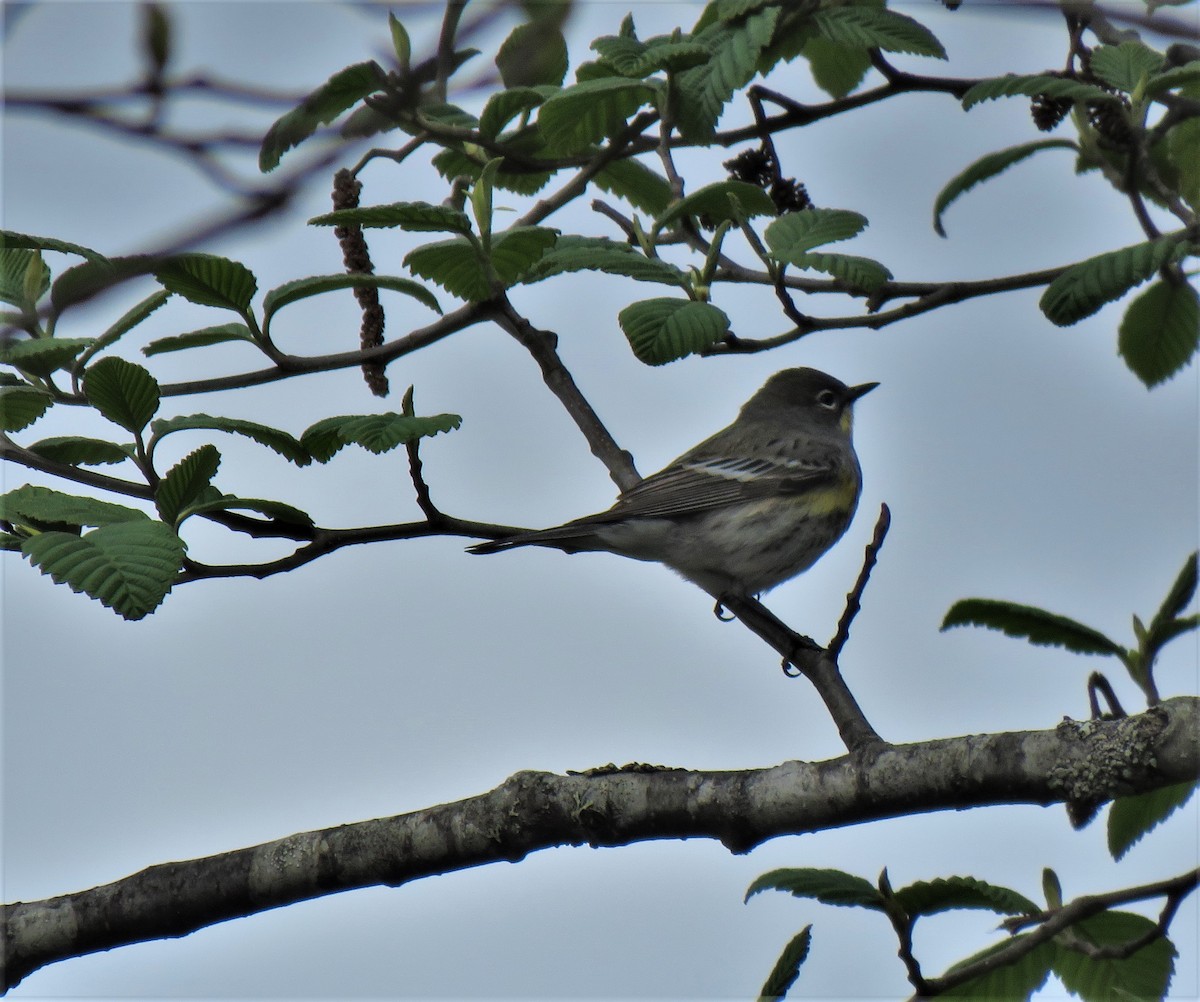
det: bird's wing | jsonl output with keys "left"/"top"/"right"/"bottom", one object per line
{"left": 587, "top": 450, "right": 840, "bottom": 523}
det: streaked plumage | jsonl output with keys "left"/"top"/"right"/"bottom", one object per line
{"left": 468, "top": 368, "right": 876, "bottom": 598}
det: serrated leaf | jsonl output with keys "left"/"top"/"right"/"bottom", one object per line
{"left": 593, "top": 33, "right": 710, "bottom": 77}
{"left": 941, "top": 935, "right": 1055, "bottom": 998}
{"left": 757, "top": 926, "right": 811, "bottom": 1002}
{"left": 49, "top": 256, "right": 157, "bottom": 315}
{"left": 308, "top": 202, "right": 473, "bottom": 235}
{"left": 1117, "top": 278, "right": 1199, "bottom": 387}
{"left": 802, "top": 34, "right": 872, "bottom": 99}
{"left": 745, "top": 868, "right": 884, "bottom": 909}
{"left": 933, "top": 139, "right": 1078, "bottom": 237}
{"left": 261, "top": 274, "right": 441, "bottom": 325}
{"left": 156, "top": 444, "right": 221, "bottom": 525}
{"left": 0, "top": 533, "right": 24, "bottom": 552}
{"left": 22, "top": 520, "right": 184, "bottom": 620}
{"left": 1053, "top": 911, "right": 1176, "bottom": 1001}
{"left": 82, "top": 357, "right": 161, "bottom": 436}
{"left": 0, "top": 229, "right": 106, "bottom": 262}
{"left": 0, "top": 337, "right": 94, "bottom": 378}
{"left": 962, "top": 74, "right": 1117, "bottom": 110}
{"left": 655, "top": 179, "right": 777, "bottom": 230}
{"left": 490, "top": 227, "right": 558, "bottom": 283}
{"left": 1108, "top": 781, "right": 1197, "bottom": 860}
{"left": 618, "top": 297, "right": 728, "bottom": 365}
{"left": 765, "top": 209, "right": 869, "bottom": 258}
{"left": 0, "top": 386, "right": 53, "bottom": 431}
{"left": 941, "top": 599, "right": 1124, "bottom": 656}
{"left": 537, "top": 77, "right": 657, "bottom": 154}
{"left": 813, "top": 6, "right": 946, "bottom": 59}
{"left": 149, "top": 413, "right": 310, "bottom": 466}
{"left": 300, "top": 412, "right": 462, "bottom": 463}
{"left": 431, "top": 147, "right": 552, "bottom": 197}
{"left": 497, "top": 20, "right": 568, "bottom": 88}
{"left": 0, "top": 248, "right": 50, "bottom": 309}
{"left": 1090, "top": 42, "right": 1166, "bottom": 93}
{"left": 0, "top": 484, "right": 147, "bottom": 528}
{"left": 259, "top": 61, "right": 385, "bottom": 172}
{"left": 1040, "top": 235, "right": 1194, "bottom": 327}
{"left": 143, "top": 322, "right": 257, "bottom": 358}
{"left": 1145, "top": 59, "right": 1200, "bottom": 97}
{"left": 675, "top": 6, "right": 780, "bottom": 141}
{"left": 155, "top": 253, "right": 257, "bottom": 315}
{"left": 595, "top": 158, "right": 674, "bottom": 216}
{"left": 894, "top": 877, "right": 1039, "bottom": 918}
{"left": 789, "top": 252, "right": 892, "bottom": 292}
{"left": 518, "top": 236, "right": 689, "bottom": 288}
{"left": 181, "top": 493, "right": 313, "bottom": 527}
{"left": 80, "top": 289, "right": 172, "bottom": 368}
{"left": 1149, "top": 552, "right": 1199, "bottom": 640}
{"left": 27, "top": 436, "right": 132, "bottom": 466}
{"left": 478, "top": 87, "right": 546, "bottom": 140}
{"left": 404, "top": 238, "right": 490, "bottom": 301}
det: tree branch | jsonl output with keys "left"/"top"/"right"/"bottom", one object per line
{"left": 4, "top": 698, "right": 1195, "bottom": 991}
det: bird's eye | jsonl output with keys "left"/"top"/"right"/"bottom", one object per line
{"left": 815, "top": 389, "right": 839, "bottom": 409}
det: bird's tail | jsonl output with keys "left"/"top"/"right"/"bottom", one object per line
{"left": 467, "top": 524, "right": 599, "bottom": 555}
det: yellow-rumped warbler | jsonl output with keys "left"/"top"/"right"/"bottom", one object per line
{"left": 468, "top": 368, "right": 877, "bottom": 598}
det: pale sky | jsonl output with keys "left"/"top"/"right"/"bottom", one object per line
{"left": 3, "top": 2, "right": 1198, "bottom": 998}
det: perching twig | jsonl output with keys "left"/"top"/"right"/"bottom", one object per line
{"left": 403, "top": 386, "right": 441, "bottom": 521}
{"left": 1087, "top": 672, "right": 1127, "bottom": 720}
{"left": 828, "top": 504, "right": 891, "bottom": 658}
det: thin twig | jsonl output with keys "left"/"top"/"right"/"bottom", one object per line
{"left": 828, "top": 504, "right": 891, "bottom": 658}
{"left": 403, "top": 386, "right": 441, "bottom": 521}
{"left": 1087, "top": 672, "right": 1127, "bottom": 719}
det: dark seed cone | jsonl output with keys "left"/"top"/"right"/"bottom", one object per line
{"left": 1030, "top": 93, "right": 1072, "bottom": 132}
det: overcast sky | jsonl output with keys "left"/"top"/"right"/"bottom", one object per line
{"left": 3, "top": 2, "right": 1198, "bottom": 999}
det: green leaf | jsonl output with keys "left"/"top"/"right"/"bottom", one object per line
{"left": 261, "top": 274, "right": 441, "bottom": 325}
{"left": 471, "top": 159, "right": 501, "bottom": 244}
{"left": 156, "top": 444, "right": 221, "bottom": 525}
{"left": 933, "top": 139, "right": 1078, "bottom": 237}
{"left": 404, "top": 238, "right": 490, "bottom": 301}
{"left": 1089, "top": 42, "right": 1166, "bottom": 93}
{"left": 618, "top": 297, "right": 728, "bottom": 365}
{"left": 594, "top": 158, "right": 674, "bottom": 216}
{"left": 654, "top": 179, "right": 777, "bottom": 230}
{"left": 301, "top": 412, "right": 462, "bottom": 462}
{"left": 675, "top": 6, "right": 780, "bottom": 141}
{"left": 143, "top": 322, "right": 257, "bottom": 357}
{"left": 940, "top": 935, "right": 1055, "bottom": 998}
{"left": 813, "top": 6, "right": 946, "bottom": 59}
{"left": 1040, "top": 235, "right": 1194, "bottom": 326}
{"left": 27, "top": 436, "right": 132, "bottom": 466}
{"left": 496, "top": 20, "right": 569, "bottom": 88}
{"left": 1145, "top": 59, "right": 1200, "bottom": 97}
{"left": 180, "top": 493, "right": 313, "bottom": 527}
{"left": 757, "top": 926, "right": 811, "bottom": 1002}
{"left": 155, "top": 253, "right": 257, "bottom": 315}
{"left": 0, "top": 229, "right": 106, "bottom": 262}
{"left": 259, "top": 61, "right": 386, "bottom": 172}
{"left": 518, "top": 235, "right": 689, "bottom": 288}
{"left": 1166, "top": 94, "right": 1200, "bottom": 211}
{"left": 149, "top": 413, "right": 310, "bottom": 466}
{"left": 1052, "top": 911, "right": 1176, "bottom": 1001}
{"left": 80, "top": 289, "right": 172, "bottom": 368}
{"left": 893, "top": 877, "right": 1039, "bottom": 918}
{"left": 765, "top": 209, "right": 869, "bottom": 258}
{"left": 388, "top": 11, "right": 410, "bottom": 70}
{"left": 308, "top": 202, "right": 473, "bottom": 235}
{"left": 1108, "top": 781, "right": 1197, "bottom": 860}
{"left": 22, "top": 520, "right": 185, "bottom": 620}
{"left": 537, "top": 77, "right": 657, "bottom": 154}
{"left": 82, "top": 357, "right": 161, "bottom": 436}
{"left": 491, "top": 226, "right": 558, "bottom": 282}
{"left": 1148, "top": 552, "right": 1198, "bottom": 640}
{"left": 0, "top": 484, "right": 147, "bottom": 528}
{"left": 592, "top": 33, "right": 711, "bottom": 77}
{"left": 1117, "top": 278, "right": 1199, "bottom": 387}
{"left": 941, "top": 599, "right": 1125, "bottom": 656}
{"left": 431, "top": 146, "right": 552, "bottom": 197}
{"left": 49, "top": 256, "right": 157, "bottom": 314}
{"left": 745, "top": 868, "right": 884, "bottom": 909}
{"left": 0, "top": 337, "right": 94, "bottom": 378}
{"left": 0, "top": 386, "right": 53, "bottom": 431}
{"left": 478, "top": 87, "right": 547, "bottom": 140}
{"left": 0, "top": 248, "right": 50, "bottom": 309}
{"left": 962, "top": 74, "right": 1117, "bottom": 110}
{"left": 801, "top": 34, "right": 872, "bottom": 99}
{"left": 788, "top": 252, "right": 892, "bottom": 292}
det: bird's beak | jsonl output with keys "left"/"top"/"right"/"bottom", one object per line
{"left": 847, "top": 381, "right": 879, "bottom": 402}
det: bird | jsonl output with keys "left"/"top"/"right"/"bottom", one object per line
{"left": 468, "top": 367, "right": 877, "bottom": 599}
